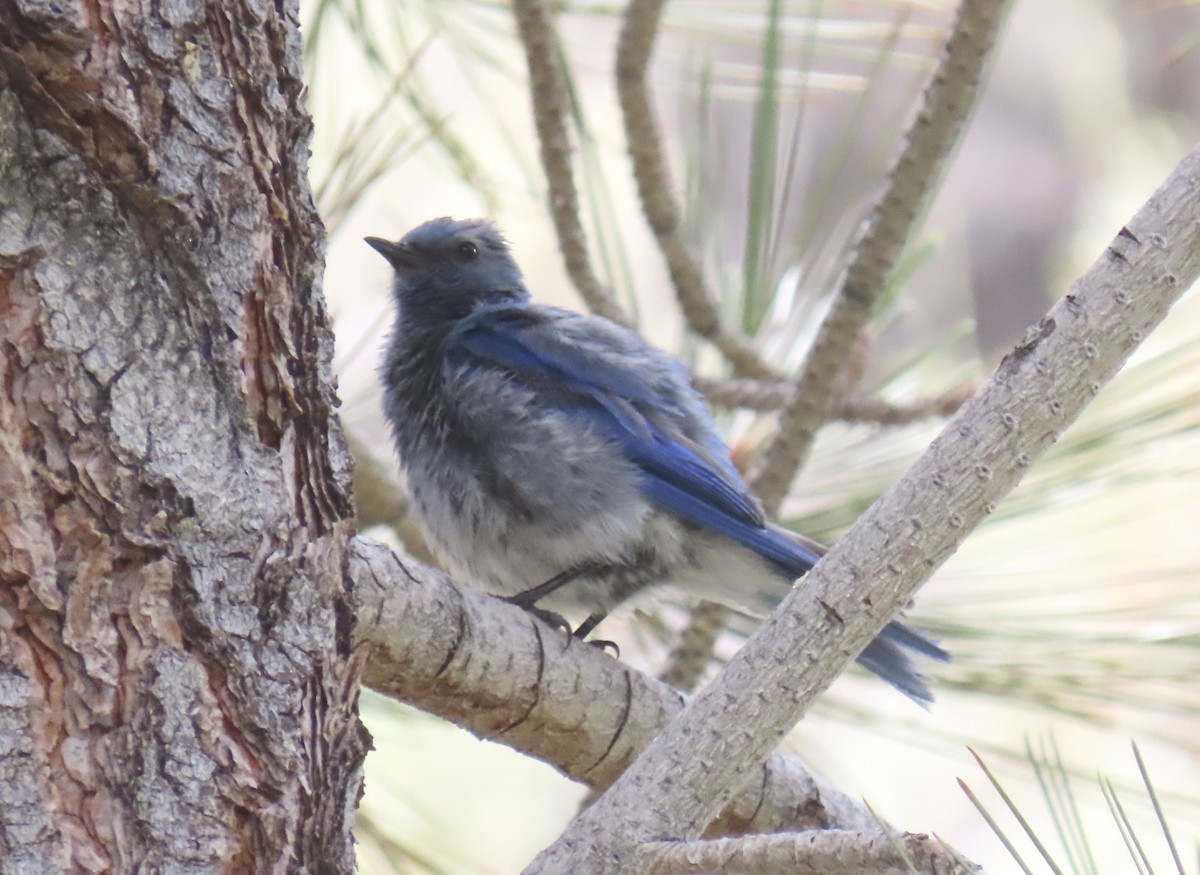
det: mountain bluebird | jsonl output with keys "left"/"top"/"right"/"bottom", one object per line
{"left": 369, "top": 217, "right": 947, "bottom": 703}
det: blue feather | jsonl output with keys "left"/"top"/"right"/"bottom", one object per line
{"left": 642, "top": 478, "right": 821, "bottom": 574}
{"left": 450, "top": 306, "right": 766, "bottom": 529}
{"left": 454, "top": 306, "right": 678, "bottom": 407}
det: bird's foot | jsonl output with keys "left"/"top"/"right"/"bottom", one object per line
{"left": 572, "top": 613, "right": 618, "bottom": 657}
{"left": 504, "top": 599, "right": 573, "bottom": 639}
{"left": 502, "top": 599, "right": 619, "bottom": 656}
{"left": 586, "top": 638, "right": 620, "bottom": 658}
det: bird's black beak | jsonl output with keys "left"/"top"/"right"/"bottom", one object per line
{"left": 365, "top": 236, "right": 412, "bottom": 270}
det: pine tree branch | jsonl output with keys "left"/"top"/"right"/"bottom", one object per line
{"left": 695, "top": 377, "right": 975, "bottom": 422}
{"left": 350, "top": 538, "right": 878, "bottom": 837}
{"left": 754, "top": 0, "right": 1013, "bottom": 510}
{"left": 523, "top": 140, "right": 1200, "bottom": 874}
{"left": 638, "top": 830, "right": 972, "bottom": 875}
{"left": 616, "top": 0, "right": 774, "bottom": 379}
{"left": 658, "top": 600, "right": 729, "bottom": 692}
{"left": 511, "top": 0, "right": 628, "bottom": 325}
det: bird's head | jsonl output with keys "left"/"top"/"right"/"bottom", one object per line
{"left": 366, "top": 217, "right": 530, "bottom": 330}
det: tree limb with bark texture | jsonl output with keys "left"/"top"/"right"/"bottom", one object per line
{"left": 520, "top": 140, "right": 1200, "bottom": 874}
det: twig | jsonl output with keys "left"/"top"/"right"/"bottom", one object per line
{"left": 837, "top": 386, "right": 976, "bottom": 424}
{"left": 523, "top": 136, "right": 1200, "bottom": 874}
{"left": 695, "top": 376, "right": 975, "bottom": 422}
{"left": 511, "top": 0, "right": 628, "bottom": 324}
{"left": 753, "top": 0, "right": 1014, "bottom": 510}
{"left": 616, "top": 0, "right": 773, "bottom": 378}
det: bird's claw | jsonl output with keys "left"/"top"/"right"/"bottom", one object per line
{"left": 586, "top": 638, "right": 620, "bottom": 658}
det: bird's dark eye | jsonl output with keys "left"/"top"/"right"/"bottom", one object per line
{"left": 457, "top": 241, "right": 479, "bottom": 261}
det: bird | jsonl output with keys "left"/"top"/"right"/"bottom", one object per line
{"left": 368, "top": 216, "right": 948, "bottom": 703}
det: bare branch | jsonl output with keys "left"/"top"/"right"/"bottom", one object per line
{"left": 349, "top": 538, "right": 877, "bottom": 837}
{"left": 524, "top": 138, "right": 1200, "bottom": 874}
{"left": 695, "top": 377, "right": 975, "bottom": 422}
{"left": 838, "top": 386, "right": 975, "bottom": 425}
{"left": 639, "top": 830, "right": 973, "bottom": 875}
{"left": 511, "top": 0, "right": 628, "bottom": 324}
{"left": 616, "top": 0, "right": 773, "bottom": 378}
{"left": 754, "top": 0, "right": 1014, "bottom": 510}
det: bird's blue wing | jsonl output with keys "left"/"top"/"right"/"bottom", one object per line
{"left": 446, "top": 305, "right": 801, "bottom": 552}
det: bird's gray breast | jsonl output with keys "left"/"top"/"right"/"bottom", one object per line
{"left": 397, "top": 361, "right": 655, "bottom": 598}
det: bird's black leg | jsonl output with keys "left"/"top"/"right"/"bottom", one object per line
{"left": 572, "top": 613, "right": 605, "bottom": 639}
{"left": 504, "top": 562, "right": 601, "bottom": 609}
{"left": 574, "top": 613, "right": 619, "bottom": 657}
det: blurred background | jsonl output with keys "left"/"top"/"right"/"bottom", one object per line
{"left": 301, "top": 1, "right": 1200, "bottom": 872}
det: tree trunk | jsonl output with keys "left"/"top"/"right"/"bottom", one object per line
{"left": 0, "top": 0, "right": 367, "bottom": 871}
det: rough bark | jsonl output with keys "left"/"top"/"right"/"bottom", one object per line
{"left": 638, "top": 831, "right": 966, "bottom": 875}
{"left": 0, "top": 0, "right": 368, "bottom": 871}
{"left": 351, "top": 539, "right": 879, "bottom": 839}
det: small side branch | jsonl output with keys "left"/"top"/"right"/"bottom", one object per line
{"left": 616, "top": 0, "right": 773, "bottom": 378}
{"left": 754, "top": 0, "right": 1014, "bottom": 509}
{"left": 658, "top": 601, "right": 730, "bottom": 692}
{"left": 695, "top": 377, "right": 974, "bottom": 422}
{"left": 511, "top": 0, "right": 628, "bottom": 324}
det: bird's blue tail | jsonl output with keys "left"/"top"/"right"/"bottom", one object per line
{"left": 857, "top": 621, "right": 949, "bottom": 705}
{"left": 751, "top": 524, "right": 950, "bottom": 705}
